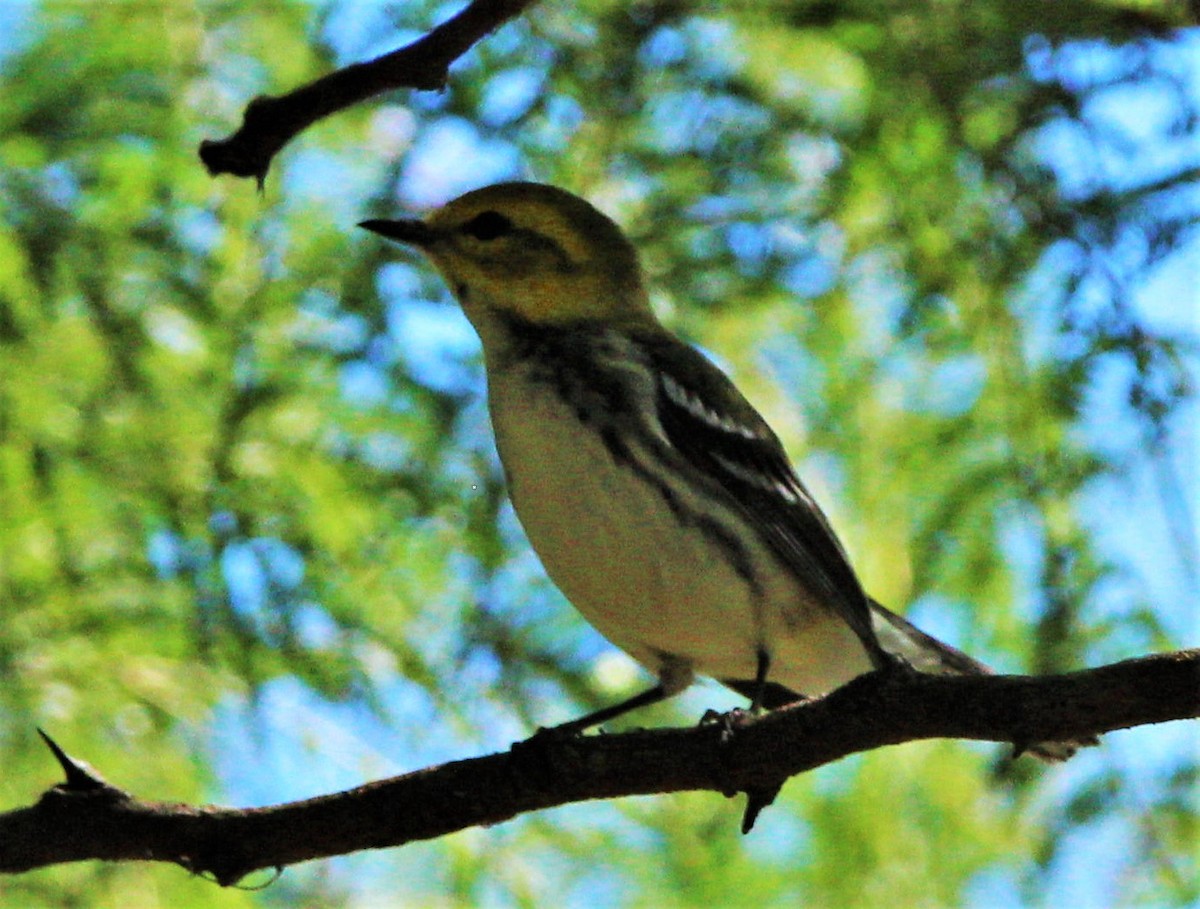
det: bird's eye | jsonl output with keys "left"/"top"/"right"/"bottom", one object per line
{"left": 461, "top": 210, "right": 513, "bottom": 241}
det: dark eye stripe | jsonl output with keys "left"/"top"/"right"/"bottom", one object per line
{"left": 461, "top": 210, "right": 513, "bottom": 241}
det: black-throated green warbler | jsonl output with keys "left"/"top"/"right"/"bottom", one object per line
{"left": 361, "top": 182, "right": 1086, "bottom": 761}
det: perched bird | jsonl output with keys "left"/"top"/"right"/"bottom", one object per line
{"left": 360, "top": 182, "right": 1086, "bottom": 761}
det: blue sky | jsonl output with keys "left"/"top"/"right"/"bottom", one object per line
{"left": 2, "top": 3, "right": 1195, "bottom": 906}
{"left": 234, "top": 11, "right": 1200, "bottom": 907}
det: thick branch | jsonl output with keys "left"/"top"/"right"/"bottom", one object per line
{"left": 199, "top": 0, "right": 540, "bottom": 183}
{"left": 2, "top": 650, "right": 1196, "bottom": 884}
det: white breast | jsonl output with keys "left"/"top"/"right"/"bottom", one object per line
{"left": 486, "top": 358, "right": 874, "bottom": 699}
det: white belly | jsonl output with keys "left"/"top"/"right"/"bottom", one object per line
{"left": 488, "top": 370, "right": 873, "bottom": 698}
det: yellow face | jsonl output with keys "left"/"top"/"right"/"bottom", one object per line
{"left": 365, "top": 183, "right": 655, "bottom": 329}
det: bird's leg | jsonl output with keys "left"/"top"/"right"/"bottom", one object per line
{"left": 547, "top": 684, "right": 671, "bottom": 735}
{"left": 749, "top": 647, "right": 771, "bottom": 714}
{"left": 737, "top": 652, "right": 789, "bottom": 833}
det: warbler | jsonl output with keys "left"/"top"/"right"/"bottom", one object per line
{"left": 361, "top": 182, "right": 1086, "bottom": 761}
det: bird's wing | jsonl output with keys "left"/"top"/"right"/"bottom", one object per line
{"left": 636, "top": 335, "right": 1096, "bottom": 760}
{"left": 640, "top": 334, "right": 879, "bottom": 652}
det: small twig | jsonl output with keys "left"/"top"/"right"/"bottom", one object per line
{"left": 37, "top": 729, "right": 111, "bottom": 793}
{"left": 199, "top": 0, "right": 540, "bottom": 184}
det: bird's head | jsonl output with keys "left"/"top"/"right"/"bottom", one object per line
{"left": 360, "top": 182, "right": 657, "bottom": 333}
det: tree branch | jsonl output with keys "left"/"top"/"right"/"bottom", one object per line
{"left": 198, "top": 0, "right": 540, "bottom": 184}
{"left": 2, "top": 650, "right": 1196, "bottom": 884}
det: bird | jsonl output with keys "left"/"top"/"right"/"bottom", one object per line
{"left": 359, "top": 181, "right": 1088, "bottom": 762}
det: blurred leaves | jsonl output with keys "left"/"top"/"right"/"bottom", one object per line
{"left": 1, "top": 0, "right": 1196, "bottom": 907}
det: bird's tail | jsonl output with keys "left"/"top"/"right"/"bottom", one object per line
{"left": 867, "top": 598, "right": 1097, "bottom": 762}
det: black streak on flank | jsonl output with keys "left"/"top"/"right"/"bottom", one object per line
{"left": 496, "top": 313, "right": 761, "bottom": 590}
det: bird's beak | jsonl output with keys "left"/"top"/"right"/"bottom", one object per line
{"left": 358, "top": 218, "right": 439, "bottom": 248}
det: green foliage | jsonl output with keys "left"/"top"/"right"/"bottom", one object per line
{"left": 1, "top": 1, "right": 1195, "bottom": 906}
